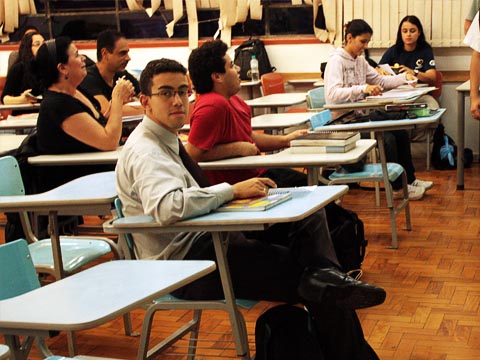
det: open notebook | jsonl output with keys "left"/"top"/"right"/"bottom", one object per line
{"left": 216, "top": 186, "right": 317, "bottom": 212}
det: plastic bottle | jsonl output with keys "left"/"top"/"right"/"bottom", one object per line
{"left": 250, "top": 55, "right": 259, "bottom": 82}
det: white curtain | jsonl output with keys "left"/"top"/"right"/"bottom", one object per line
{"left": 0, "top": 0, "right": 472, "bottom": 48}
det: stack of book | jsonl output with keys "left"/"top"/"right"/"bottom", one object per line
{"left": 290, "top": 131, "right": 360, "bottom": 153}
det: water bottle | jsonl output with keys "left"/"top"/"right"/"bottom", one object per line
{"left": 250, "top": 55, "right": 259, "bottom": 82}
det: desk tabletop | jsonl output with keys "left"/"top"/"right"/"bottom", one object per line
{"left": 456, "top": 80, "right": 470, "bottom": 92}
{"left": 317, "top": 109, "right": 445, "bottom": 133}
{"left": 0, "top": 134, "right": 27, "bottom": 155}
{"left": 324, "top": 86, "right": 437, "bottom": 110}
{"left": 241, "top": 80, "right": 261, "bottom": 87}
{"left": 28, "top": 147, "right": 122, "bottom": 166}
{"left": 181, "top": 112, "right": 311, "bottom": 132}
{"left": 199, "top": 139, "right": 376, "bottom": 170}
{"left": 0, "top": 260, "right": 215, "bottom": 332}
{"left": 250, "top": 112, "right": 311, "bottom": 130}
{"left": 0, "top": 114, "right": 143, "bottom": 131}
{"left": 0, "top": 345, "right": 9, "bottom": 360}
{"left": 105, "top": 185, "right": 349, "bottom": 234}
{"left": 0, "top": 114, "right": 37, "bottom": 130}
{"left": 0, "top": 171, "right": 116, "bottom": 215}
{"left": 245, "top": 93, "right": 307, "bottom": 108}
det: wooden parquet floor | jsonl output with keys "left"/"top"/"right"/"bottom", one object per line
{"left": 1, "top": 160, "right": 480, "bottom": 359}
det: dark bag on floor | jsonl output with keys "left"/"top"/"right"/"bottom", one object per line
{"left": 431, "top": 123, "right": 457, "bottom": 170}
{"left": 325, "top": 202, "right": 367, "bottom": 274}
{"left": 234, "top": 38, "right": 275, "bottom": 80}
{"left": 254, "top": 304, "right": 324, "bottom": 360}
{"left": 431, "top": 123, "right": 473, "bottom": 170}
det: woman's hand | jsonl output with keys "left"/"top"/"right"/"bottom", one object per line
{"left": 399, "top": 65, "right": 416, "bottom": 76}
{"left": 365, "top": 84, "right": 383, "bottom": 96}
{"left": 20, "top": 89, "right": 38, "bottom": 104}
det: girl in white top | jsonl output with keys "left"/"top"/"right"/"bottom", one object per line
{"left": 324, "top": 19, "right": 415, "bottom": 106}
{"left": 324, "top": 19, "right": 432, "bottom": 200}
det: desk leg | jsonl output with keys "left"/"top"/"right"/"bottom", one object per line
{"left": 456, "top": 91, "right": 465, "bottom": 190}
{"left": 307, "top": 167, "right": 321, "bottom": 185}
{"left": 48, "top": 210, "right": 65, "bottom": 280}
{"left": 212, "top": 232, "right": 250, "bottom": 359}
{"left": 376, "top": 133, "right": 400, "bottom": 249}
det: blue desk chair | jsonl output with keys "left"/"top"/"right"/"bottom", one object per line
{"left": 306, "top": 111, "right": 411, "bottom": 249}
{"left": 0, "top": 239, "right": 57, "bottom": 359}
{"left": 0, "top": 156, "right": 120, "bottom": 279}
{"left": 113, "top": 198, "right": 256, "bottom": 360}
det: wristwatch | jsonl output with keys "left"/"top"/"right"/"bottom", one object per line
{"left": 413, "top": 69, "right": 419, "bottom": 75}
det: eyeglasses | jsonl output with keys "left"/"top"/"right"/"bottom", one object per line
{"left": 150, "top": 89, "right": 192, "bottom": 100}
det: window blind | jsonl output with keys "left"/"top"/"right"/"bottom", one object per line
{"left": 333, "top": 0, "right": 471, "bottom": 48}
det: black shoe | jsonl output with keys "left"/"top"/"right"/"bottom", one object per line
{"left": 298, "top": 267, "right": 386, "bottom": 309}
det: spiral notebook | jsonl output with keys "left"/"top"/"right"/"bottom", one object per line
{"left": 216, "top": 186, "right": 318, "bottom": 212}
{"left": 217, "top": 190, "right": 291, "bottom": 212}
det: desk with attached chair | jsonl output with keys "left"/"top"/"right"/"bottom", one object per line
{"left": 103, "top": 185, "right": 349, "bottom": 360}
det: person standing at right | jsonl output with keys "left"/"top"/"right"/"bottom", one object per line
{"left": 465, "top": 0, "right": 480, "bottom": 34}
{"left": 464, "top": 7, "right": 480, "bottom": 120}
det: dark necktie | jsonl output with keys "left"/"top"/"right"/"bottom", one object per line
{"left": 178, "top": 139, "right": 211, "bottom": 188}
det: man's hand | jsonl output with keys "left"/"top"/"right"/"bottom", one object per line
{"left": 236, "top": 141, "right": 261, "bottom": 156}
{"left": 232, "top": 177, "right": 277, "bottom": 199}
{"left": 284, "top": 129, "right": 309, "bottom": 145}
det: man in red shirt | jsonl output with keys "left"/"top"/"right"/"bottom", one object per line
{"left": 186, "top": 40, "right": 308, "bottom": 187}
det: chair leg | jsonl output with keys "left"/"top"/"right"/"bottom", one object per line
{"left": 186, "top": 309, "right": 202, "bottom": 360}
{"left": 137, "top": 304, "right": 203, "bottom": 360}
{"left": 384, "top": 181, "right": 399, "bottom": 249}
{"left": 401, "top": 172, "right": 412, "bottom": 232}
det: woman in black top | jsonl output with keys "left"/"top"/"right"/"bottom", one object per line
{"left": 33, "top": 36, "right": 135, "bottom": 191}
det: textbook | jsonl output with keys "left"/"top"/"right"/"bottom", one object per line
{"left": 366, "top": 86, "right": 436, "bottom": 101}
{"left": 216, "top": 189, "right": 292, "bottom": 212}
{"left": 385, "top": 103, "right": 427, "bottom": 111}
{"left": 290, "top": 141, "right": 357, "bottom": 154}
{"left": 290, "top": 131, "right": 360, "bottom": 147}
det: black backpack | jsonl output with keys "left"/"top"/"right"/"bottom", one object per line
{"left": 254, "top": 304, "right": 324, "bottom": 360}
{"left": 325, "top": 202, "right": 367, "bottom": 274}
{"left": 431, "top": 123, "right": 457, "bottom": 170}
{"left": 431, "top": 123, "right": 473, "bottom": 170}
{"left": 234, "top": 38, "right": 275, "bottom": 80}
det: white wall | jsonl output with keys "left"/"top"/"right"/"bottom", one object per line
{"left": 1, "top": 42, "right": 477, "bottom": 154}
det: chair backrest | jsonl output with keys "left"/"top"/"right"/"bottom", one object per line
{"left": 306, "top": 87, "right": 326, "bottom": 109}
{"left": 0, "top": 239, "right": 40, "bottom": 300}
{"left": 430, "top": 71, "right": 443, "bottom": 100}
{"left": 114, "top": 197, "right": 136, "bottom": 259}
{"left": 0, "top": 156, "right": 25, "bottom": 196}
{"left": 260, "top": 72, "right": 285, "bottom": 96}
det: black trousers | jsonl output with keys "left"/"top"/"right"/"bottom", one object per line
{"left": 382, "top": 130, "right": 416, "bottom": 189}
{"left": 175, "top": 208, "right": 339, "bottom": 302}
{"left": 174, "top": 208, "right": 377, "bottom": 360}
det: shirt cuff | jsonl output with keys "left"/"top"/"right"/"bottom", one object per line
{"left": 210, "top": 182, "right": 235, "bottom": 204}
